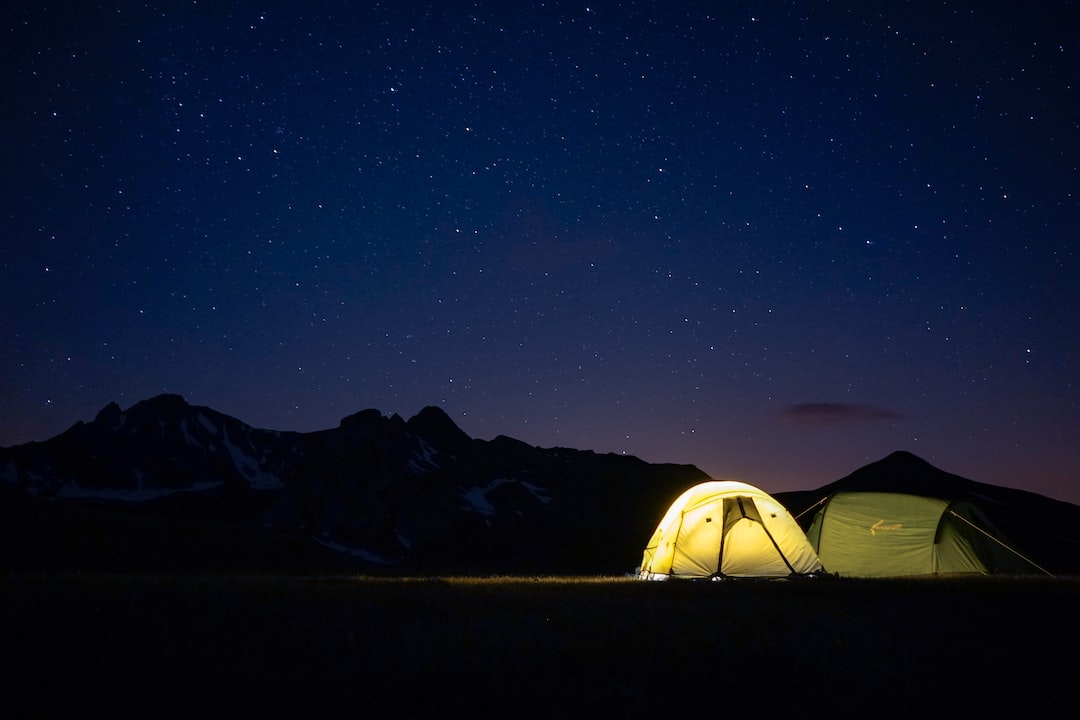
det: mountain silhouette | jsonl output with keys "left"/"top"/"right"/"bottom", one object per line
{"left": 1, "top": 394, "right": 707, "bottom": 574}
{"left": 3, "top": 398, "right": 1079, "bottom": 575}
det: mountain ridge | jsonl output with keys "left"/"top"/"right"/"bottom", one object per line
{"left": 1, "top": 394, "right": 710, "bottom": 574}
{"left": 4, "top": 395, "right": 1079, "bottom": 575}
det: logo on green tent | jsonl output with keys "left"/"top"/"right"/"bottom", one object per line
{"left": 870, "top": 519, "right": 903, "bottom": 536}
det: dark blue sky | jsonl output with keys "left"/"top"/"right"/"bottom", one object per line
{"left": 4, "top": 2, "right": 1078, "bottom": 503}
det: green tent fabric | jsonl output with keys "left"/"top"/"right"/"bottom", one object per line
{"left": 640, "top": 480, "right": 824, "bottom": 579}
{"left": 806, "top": 491, "right": 1034, "bottom": 577}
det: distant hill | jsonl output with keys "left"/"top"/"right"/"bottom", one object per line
{"left": 3, "top": 397, "right": 1079, "bottom": 575}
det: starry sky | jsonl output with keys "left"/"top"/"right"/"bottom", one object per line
{"left": 3, "top": 2, "right": 1078, "bottom": 503}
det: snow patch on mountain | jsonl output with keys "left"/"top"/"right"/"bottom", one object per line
{"left": 196, "top": 413, "right": 217, "bottom": 435}
{"left": 221, "top": 426, "right": 283, "bottom": 490}
{"left": 179, "top": 418, "right": 198, "bottom": 445}
{"left": 460, "top": 478, "right": 554, "bottom": 516}
{"left": 24, "top": 470, "right": 48, "bottom": 496}
{"left": 58, "top": 479, "right": 226, "bottom": 502}
{"left": 315, "top": 536, "right": 395, "bottom": 565}
{"left": 460, "top": 479, "right": 514, "bottom": 515}
{"left": 407, "top": 437, "right": 441, "bottom": 475}
{"left": 520, "top": 480, "right": 552, "bottom": 504}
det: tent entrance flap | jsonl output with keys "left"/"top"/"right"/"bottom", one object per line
{"left": 716, "top": 496, "right": 797, "bottom": 577}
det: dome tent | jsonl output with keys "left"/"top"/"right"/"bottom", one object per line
{"left": 804, "top": 490, "right": 1045, "bottom": 577}
{"left": 639, "top": 480, "right": 824, "bottom": 579}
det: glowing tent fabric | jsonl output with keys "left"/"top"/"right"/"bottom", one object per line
{"left": 805, "top": 491, "right": 1034, "bottom": 577}
{"left": 639, "top": 480, "right": 824, "bottom": 579}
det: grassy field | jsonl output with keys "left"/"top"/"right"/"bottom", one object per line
{"left": 3, "top": 573, "right": 1078, "bottom": 717}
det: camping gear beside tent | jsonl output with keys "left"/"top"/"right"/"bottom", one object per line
{"left": 805, "top": 491, "right": 1045, "bottom": 577}
{"left": 639, "top": 480, "right": 824, "bottom": 579}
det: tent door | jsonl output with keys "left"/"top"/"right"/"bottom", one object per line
{"left": 715, "top": 496, "right": 798, "bottom": 577}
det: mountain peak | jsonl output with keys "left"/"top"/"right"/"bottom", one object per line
{"left": 834, "top": 450, "right": 973, "bottom": 499}
{"left": 881, "top": 449, "right": 930, "bottom": 465}
{"left": 135, "top": 393, "right": 190, "bottom": 413}
{"left": 339, "top": 408, "right": 385, "bottom": 429}
{"left": 407, "top": 406, "right": 471, "bottom": 450}
{"left": 94, "top": 401, "right": 123, "bottom": 424}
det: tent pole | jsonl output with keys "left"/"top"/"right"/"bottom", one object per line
{"left": 759, "top": 519, "right": 798, "bottom": 575}
{"left": 714, "top": 501, "right": 728, "bottom": 578}
{"left": 670, "top": 511, "right": 688, "bottom": 578}
{"left": 736, "top": 496, "right": 798, "bottom": 575}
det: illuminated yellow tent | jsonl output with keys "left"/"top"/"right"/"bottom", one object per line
{"left": 805, "top": 491, "right": 1040, "bottom": 577}
{"left": 639, "top": 480, "right": 824, "bottom": 579}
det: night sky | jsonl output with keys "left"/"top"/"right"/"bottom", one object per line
{"left": 4, "top": 2, "right": 1078, "bottom": 504}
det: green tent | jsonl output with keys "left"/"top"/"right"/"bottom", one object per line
{"left": 805, "top": 491, "right": 1039, "bottom": 577}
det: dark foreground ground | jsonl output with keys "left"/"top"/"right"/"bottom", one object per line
{"left": 3, "top": 573, "right": 1078, "bottom": 718}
